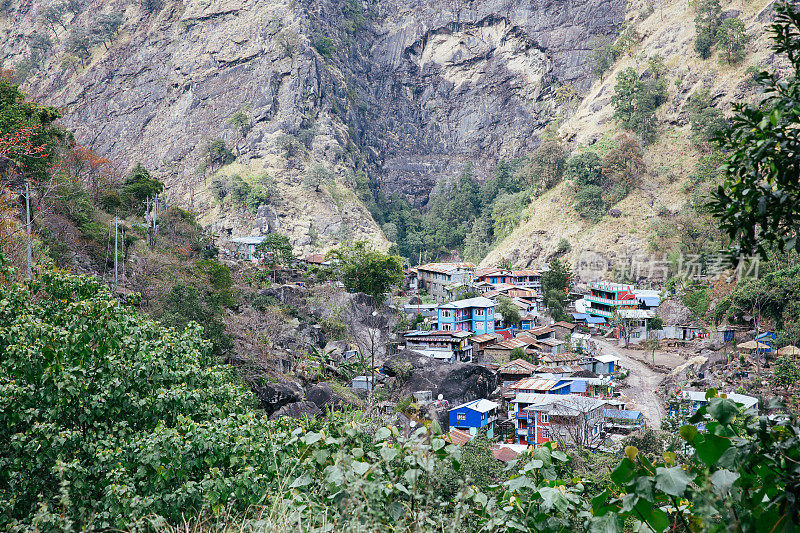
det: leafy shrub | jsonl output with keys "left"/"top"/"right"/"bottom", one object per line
{"left": 687, "top": 88, "right": 729, "bottom": 147}
{"left": 574, "top": 184, "right": 607, "bottom": 221}
{"left": 717, "top": 17, "right": 748, "bottom": 64}
{"left": 694, "top": 0, "right": 722, "bottom": 58}
{"left": 611, "top": 62, "right": 667, "bottom": 143}
{"left": 566, "top": 151, "right": 603, "bottom": 187}
{"left": 311, "top": 31, "right": 334, "bottom": 58}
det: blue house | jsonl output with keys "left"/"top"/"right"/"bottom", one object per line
{"left": 448, "top": 399, "right": 499, "bottom": 437}
{"left": 438, "top": 297, "right": 495, "bottom": 334}
{"left": 756, "top": 332, "right": 776, "bottom": 352}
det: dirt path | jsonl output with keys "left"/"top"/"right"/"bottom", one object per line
{"left": 594, "top": 338, "right": 671, "bottom": 428}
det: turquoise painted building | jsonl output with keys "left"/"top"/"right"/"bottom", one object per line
{"left": 437, "top": 297, "right": 496, "bottom": 334}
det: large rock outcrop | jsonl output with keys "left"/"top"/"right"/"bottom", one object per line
{"left": 383, "top": 350, "right": 499, "bottom": 406}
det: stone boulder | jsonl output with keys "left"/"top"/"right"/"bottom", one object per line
{"left": 250, "top": 380, "right": 304, "bottom": 416}
{"left": 306, "top": 382, "right": 361, "bottom": 412}
{"left": 383, "top": 351, "right": 499, "bottom": 406}
{"left": 272, "top": 401, "right": 323, "bottom": 420}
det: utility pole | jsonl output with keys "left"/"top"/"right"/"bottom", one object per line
{"left": 113, "top": 217, "right": 120, "bottom": 288}
{"left": 145, "top": 197, "right": 151, "bottom": 247}
{"left": 25, "top": 181, "right": 32, "bottom": 279}
{"left": 121, "top": 224, "right": 126, "bottom": 286}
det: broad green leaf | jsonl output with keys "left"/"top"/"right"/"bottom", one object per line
{"left": 351, "top": 461, "right": 369, "bottom": 476}
{"left": 707, "top": 398, "right": 739, "bottom": 425}
{"left": 375, "top": 427, "right": 391, "bottom": 441}
{"left": 380, "top": 446, "right": 398, "bottom": 462}
{"left": 694, "top": 433, "right": 731, "bottom": 466}
{"left": 679, "top": 424, "right": 698, "bottom": 443}
{"left": 654, "top": 466, "right": 690, "bottom": 497}
{"left": 290, "top": 474, "right": 313, "bottom": 488}
{"left": 611, "top": 458, "right": 636, "bottom": 485}
{"left": 710, "top": 469, "right": 740, "bottom": 493}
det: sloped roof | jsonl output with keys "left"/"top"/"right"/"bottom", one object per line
{"left": 510, "top": 378, "right": 563, "bottom": 391}
{"left": 522, "top": 394, "right": 608, "bottom": 414}
{"left": 594, "top": 354, "right": 620, "bottom": 363}
{"left": 471, "top": 333, "right": 498, "bottom": 343}
{"left": 492, "top": 446, "right": 520, "bottom": 462}
{"left": 604, "top": 409, "right": 644, "bottom": 420}
{"left": 450, "top": 398, "right": 499, "bottom": 413}
{"left": 304, "top": 253, "right": 326, "bottom": 264}
{"left": 498, "top": 358, "right": 539, "bottom": 374}
{"left": 553, "top": 321, "right": 577, "bottom": 330}
{"left": 512, "top": 269, "right": 541, "bottom": 276}
{"left": 439, "top": 297, "right": 496, "bottom": 309}
{"left": 445, "top": 428, "right": 472, "bottom": 446}
{"left": 417, "top": 262, "right": 476, "bottom": 274}
{"left": 491, "top": 337, "right": 534, "bottom": 350}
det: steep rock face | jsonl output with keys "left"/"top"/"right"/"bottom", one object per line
{"left": 1, "top": 0, "right": 625, "bottom": 233}
{"left": 363, "top": 0, "right": 626, "bottom": 203}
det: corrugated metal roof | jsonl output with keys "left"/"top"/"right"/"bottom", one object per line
{"left": 510, "top": 378, "right": 562, "bottom": 391}
{"left": 439, "top": 297, "right": 495, "bottom": 309}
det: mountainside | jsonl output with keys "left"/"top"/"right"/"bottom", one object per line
{"left": 482, "top": 0, "right": 779, "bottom": 278}
{"left": 0, "top": 0, "right": 625, "bottom": 253}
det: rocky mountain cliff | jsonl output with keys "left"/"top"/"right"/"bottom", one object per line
{"left": 1, "top": 0, "right": 625, "bottom": 252}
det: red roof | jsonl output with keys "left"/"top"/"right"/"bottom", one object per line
{"left": 512, "top": 270, "right": 541, "bottom": 277}
{"left": 492, "top": 446, "right": 520, "bottom": 462}
{"left": 446, "top": 428, "right": 472, "bottom": 446}
{"left": 304, "top": 253, "right": 326, "bottom": 264}
{"left": 553, "top": 321, "right": 576, "bottom": 330}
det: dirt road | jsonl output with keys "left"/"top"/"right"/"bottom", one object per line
{"left": 595, "top": 338, "right": 670, "bottom": 428}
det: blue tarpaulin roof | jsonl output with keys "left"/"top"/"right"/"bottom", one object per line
{"left": 604, "top": 409, "right": 644, "bottom": 420}
{"left": 756, "top": 332, "right": 776, "bottom": 340}
{"left": 572, "top": 313, "right": 588, "bottom": 320}
{"left": 586, "top": 316, "right": 606, "bottom": 324}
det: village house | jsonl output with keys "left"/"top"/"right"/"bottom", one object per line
{"left": 604, "top": 409, "right": 645, "bottom": 434}
{"left": 585, "top": 282, "right": 640, "bottom": 320}
{"left": 658, "top": 323, "right": 703, "bottom": 342}
{"left": 615, "top": 309, "right": 655, "bottom": 346}
{"left": 416, "top": 262, "right": 476, "bottom": 303}
{"left": 403, "top": 330, "right": 473, "bottom": 362}
{"left": 470, "top": 332, "right": 500, "bottom": 360}
{"left": 669, "top": 390, "right": 759, "bottom": 421}
{"left": 437, "top": 297, "right": 495, "bottom": 334}
{"left": 403, "top": 302, "right": 438, "bottom": 318}
{"left": 483, "top": 337, "right": 536, "bottom": 365}
{"left": 498, "top": 358, "right": 539, "bottom": 387}
{"left": 580, "top": 354, "right": 621, "bottom": 374}
{"left": 475, "top": 267, "right": 513, "bottom": 285}
{"left": 538, "top": 351, "right": 580, "bottom": 366}
{"left": 513, "top": 394, "right": 607, "bottom": 446}
{"left": 511, "top": 270, "right": 542, "bottom": 294}
{"left": 551, "top": 321, "right": 577, "bottom": 340}
{"left": 448, "top": 399, "right": 499, "bottom": 437}
{"left": 303, "top": 252, "right": 328, "bottom": 266}
{"left": 227, "top": 236, "right": 270, "bottom": 262}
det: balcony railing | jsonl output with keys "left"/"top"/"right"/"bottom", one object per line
{"left": 586, "top": 295, "right": 625, "bottom": 306}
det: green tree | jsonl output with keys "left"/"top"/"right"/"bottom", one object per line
{"left": 521, "top": 141, "right": 568, "bottom": 192}
{"left": 574, "top": 184, "right": 608, "bottom": 221}
{"left": 601, "top": 134, "right": 646, "bottom": 199}
{"left": 303, "top": 163, "right": 333, "bottom": 192}
{"left": 121, "top": 163, "right": 164, "bottom": 209}
{"left": 542, "top": 259, "right": 571, "bottom": 321}
{"left": 708, "top": 2, "right": 800, "bottom": 256}
{"left": 254, "top": 233, "right": 294, "bottom": 278}
{"left": 496, "top": 295, "right": 522, "bottom": 328}
{"left": 204, "top": 139, "right": 234, "bottom": 170}
{"left": 64, "top": 26, "right": 92, "bottom": 64}
{"left": 90, "top": 12, "right": 123, "bottom": 49}
{"left": 694, "top": 0, "right": 722, "bottom": 58}
{"left": 566, "top": 151, "right": 603, "bottom": 188}
{"left": 327, "top": 241, "right": 403, "bottom": 306}
{"left": 717, "top": 17, "right": 748, "bottom": 64}
{"left": 687, "top": 88, "right": 729, "bottom": 147}
{"left": 774, "top": 355, "right": 800, "bottom": 387}
{"left": 611, "top": 65, "right": 667, "bottom": 143}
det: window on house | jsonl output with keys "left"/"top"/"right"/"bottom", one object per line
{"left": 443, "top": 324, "right": 451, "bottom": 331}
{"left": 541, "top": 414, "right": 549, "bottom": 423}
{"left": 475, "top": 308, "right": 483, "bottom": 316}
{"left": 442, "top": 310, "right": 450, "bottom": 318}
{"left": 631, "top": 331, "right": 641, "bottom": 338}
{"left": 542, "top": 428, "right": 550, "bottom": 438}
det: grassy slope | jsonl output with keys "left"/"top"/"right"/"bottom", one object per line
{"left": 482, "top": 0, "right": 776, "bottom": 276}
